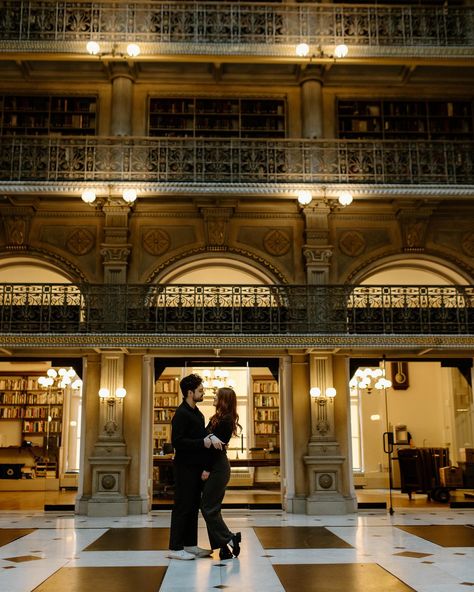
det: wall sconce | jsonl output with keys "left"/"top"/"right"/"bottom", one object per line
{"left": 310, "top": 386, "right": 336, "bottom": 436}
{"left": 98, "top": 387, "right": 127, "bottom": 436}
{"left": 122, "top": 188, "right": 138, "bottom": 203}
{"left": 86, "top": 41, "right": 141, "bottom": 58}
{"left": 295, "top": 42, "right": 349, "bottom": 61}
{"left": 297, "top": 190, "right": 313, "bottom": 206}
{"left": 338, "top": 191, "right": 353, "bottom": 206}
{"left": 81, "top": 189, "right": 97, "bottom": 204}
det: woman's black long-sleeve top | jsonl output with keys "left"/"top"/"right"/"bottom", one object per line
{"left": 204, "top": 415, "right": 233, "bottom": 471}
{"left": 171, "top": 400, "right": 207, "bottom": 467}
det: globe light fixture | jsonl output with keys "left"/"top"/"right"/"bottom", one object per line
{"left": 297, "top": 190, "right": 313, "bottom": 206}
{"left": 338, "top": 191, "right": 353, "bottom": 206}
{"left": 81, "top": 189, "right": 96, "bottom": 204}
{"left": 122, "top": 188, "right": 137, "bottom": 203}
{"left": 126, "top": 43, "right": 141, "bottom": 57}
{"left": 86, "top": 41, "right": 101, "bottom": 55}
{"left": 334, "top": 44, "right": 349, "bottom": 59}
{"left": 296, "top": 43, "right": 310, "bottom": 57}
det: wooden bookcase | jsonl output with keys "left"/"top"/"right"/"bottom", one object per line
{"left": 0, "top": 374, "right": 63, "bottom": 480}
{"left": 148, "top": 97, "right": 286, "bottom": 138}
{"left": 0, "top": 374, "right": 63, "bottom": 445}
{"left": 0, "top": 94, "right": 97, "bottom": 136}
{"left": 337, "top": 99, "right": 473, "bottom": 140}
{"left": 252, "top": 375, "right": 280, "bottom": 449}
{"left": 152, "top": 375, "right": 180, "bottom": 454}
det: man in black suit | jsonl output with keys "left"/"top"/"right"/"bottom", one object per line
{"left": 168, "top": 373, "right": 223, "bottom": 560}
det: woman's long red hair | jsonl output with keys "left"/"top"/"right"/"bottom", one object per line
{"left": 209, "top": 387, "right": 241, "bottom": 436}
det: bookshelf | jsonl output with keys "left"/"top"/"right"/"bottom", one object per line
{"left": 337, "top": 99, "right": 473, "bottom": 140}
{"left": 0, "top": 94, "right": 97, "bottom": 136}
{"left": 153, "top": 375, "right": 180, "bottom": 454}
{"left": 0, "top": 374, "right": 63, "bottom": 444}
{"left": 149, "top": 97, "right": 286, "bottom": 138}
{"left": 252, "top": 375, "right": 280, "bottom": 449}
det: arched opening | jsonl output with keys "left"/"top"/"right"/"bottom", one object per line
{"left": 152, "top": 256, "right": 283, "bottom": 509}
{"left": 0, "top": 257, "right": 83, "bottom": 506}
{"left": 349, "top": 258, "right": 473, "bottom": 509}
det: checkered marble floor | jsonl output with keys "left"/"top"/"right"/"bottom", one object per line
{"left": 1, "top": 508, "right": 474, "bottom": 591}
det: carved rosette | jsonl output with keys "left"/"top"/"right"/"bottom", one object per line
{"left": 264, "top": 229, "right": 291, "bottom": 256}
{"left": 338, "top": 231, "right": 366, "bottom": 257}
{"left": 67, "top": 228, "right": 94, "bottom": 255}
{"left": 142, "top": 228, "right": 170, "bottom": 256}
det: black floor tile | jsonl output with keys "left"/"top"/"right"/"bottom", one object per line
{"left": 33, "top": 566, "right": 167, "bottom": 592}
{"left": 274, "top": 563, "right": 414, "bottom": 591}
{"left": 0, "top": 529, "right": 35, "bottom": 548}
{"left": 396, "top": 525, "right": 474, "bottom": 547}
{"left": 253, "top": 526, "right": 353, "bottom": 549}
{"left": 83, "top": 527, "right": 169, "bottom": 551}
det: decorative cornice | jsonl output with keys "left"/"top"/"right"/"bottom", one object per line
{"left": 0, "top": 333, "right": 472, "bottom": 350}
{"left": 2, "top": 181, "right": 474, "bottom": 199}
{"left": 1, "top": 41, "right": 473, "bottom": 60}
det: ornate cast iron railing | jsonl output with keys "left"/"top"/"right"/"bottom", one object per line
{"left": 0, "top": 2, "right": 472, "bottom": 52}
{"left": 0, "top": 284, "right": 472, "bottom": 335}
{"left": 1, "top": 136, "right": 472, "bottom": 186}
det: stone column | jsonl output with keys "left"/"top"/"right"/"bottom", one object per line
{"left": 76, "top": 354, "right": 101, "bottom": 513}
{"left": 302, "top": 202, "right": 333, "bottom": 285}
{"left": 110, "top": 64, "right": 134, "bottom": 136}
{"left": 85, "top": 353, "right": 131, "bottom": 517}
{"left": 123, "top": 354, "right": 153, "bottom": 515}
{"left": 301, "top": 77, "right": 323, "bottom": 139}
{"left": 100, "top": 200, "right": 132, "bottom": 284}
{"left": 303, "top": 354, "right": 356, "bottom": 514}
{"left": 280, "top": 355, "right": 295, "bottom": 512}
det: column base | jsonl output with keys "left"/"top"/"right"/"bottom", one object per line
{"left": 306, "top": 493, "right": 357, "bottom": 515}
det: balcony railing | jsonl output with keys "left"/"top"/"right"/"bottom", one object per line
{"left": 0, "top": 2, "right": 472, "bottom": 53}
{"left": 0, "top": 284, "right": 472, "bottom": 336}
{"left": 1, "top": 137, "right": 473, "bottom": 187}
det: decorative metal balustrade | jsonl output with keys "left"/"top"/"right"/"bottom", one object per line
{"left": 0, "top": 1, "right": 472, "bottom": 52}
{"left": 0, "top": 284, "right": 472, "bottom": 336}
{"left": 0, "top": 137, "right": 472, "bottom": 187}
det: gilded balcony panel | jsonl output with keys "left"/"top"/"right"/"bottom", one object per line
{"left": 0, "top": 283, "right": 472, "bottom": 336}
{"left": 0, "top": 2, "right": 472, "bottom": 54}
{"left": 0, "top": 137, "right": 473, "bottom": 187}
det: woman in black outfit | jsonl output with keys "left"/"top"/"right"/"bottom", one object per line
{"left": 201, "top": 386, "right": 242, "bottom": 559}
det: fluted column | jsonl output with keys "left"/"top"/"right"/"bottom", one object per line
{"left": 302, "top": 202, "right": 333, "bottom": 285}
{"left": 82, "top": 353, "right": 131, "bottom": 516}
{"left": 303, "top": 354, "right": 356, "bottom": 514}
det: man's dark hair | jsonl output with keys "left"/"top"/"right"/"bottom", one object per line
{"left": 180, "top": 373, "right": 203, "bottom": 398}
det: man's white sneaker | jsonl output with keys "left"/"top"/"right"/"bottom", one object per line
{"left": 184, "top": 545, "right": 212, "bottom": 558}
{"left": 167, "top": 549, "right": 195, "bottom": 560}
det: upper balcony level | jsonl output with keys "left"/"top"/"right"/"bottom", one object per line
{"left": 0, "top": 283, "right": 472, "bottom": 356}
{"left": 1, "top": 136, "right": 472, "bottom": 200}
{"left": 0, "top": 2, "right": 473, "bottom": 85}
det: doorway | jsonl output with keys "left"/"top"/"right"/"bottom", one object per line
{"left": 152, "top": 357, "right": 282, "bottom": 509}
{"left": 350, "top": 358, "right": 474, "bottom": 509}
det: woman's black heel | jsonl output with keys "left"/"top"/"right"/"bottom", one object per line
{"left": 219, "top": 545, "right": 233, "bottom": 560}
{"left": 229, "top": 532, "right": 241, "bottom": 557}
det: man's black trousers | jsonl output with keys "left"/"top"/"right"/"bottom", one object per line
{"left": 169, "top": 463, "right": 203, "bottom": 550}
